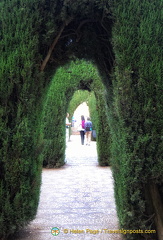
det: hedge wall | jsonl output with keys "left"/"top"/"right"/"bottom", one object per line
{"left": 0, "top": 0, "right": 162, "bottom": 239}
{"left": 109, "top": 0, "right": 163, "bottom": 239}
{"left": 89, "top": 80, "right": 111, "bottom": 166}
{"left": 68, "top": 86, "right": 111, "bottom": 166}
{"left": 0, "top": 0, "right": 44, "bottom": 238}
{"left": 40, "top": 59, "right": 111, "bottom": 167}
{"left": 68, "top": 90, "right": 91, "bottom": 120}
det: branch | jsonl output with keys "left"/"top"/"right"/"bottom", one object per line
{"left": 40, "top": 17, "right": 73, "bottom": 71}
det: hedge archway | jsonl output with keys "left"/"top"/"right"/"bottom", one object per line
{"left": 0, "top": 0, "right": 162, "bottom": 239}
{"left": 40, "top": 59, "right": 111, "bottom": 167}
{"left": 68, "top": 90, "right": 91, "bottom": 123}
{"left": 68, "top": 89, "right": 111, "bottom": 165}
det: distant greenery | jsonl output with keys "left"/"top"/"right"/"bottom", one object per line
{"left": 68, "top": 90, "right": 91, "bottom": 120}
{"left": 40, "top": 59, "right": 110, "bottom": 167}
{"left": 68, "top": 89, "right": 111, "bottom": 165}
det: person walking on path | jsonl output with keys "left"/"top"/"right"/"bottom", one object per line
{"left": 85, "top": 117, "right": 93, "bottom": 146}
{"left": 66, "top": 113, "right": 71, "bottom": 142}
{"left": 78, "top": 115, "right": 85, "bottom": 145}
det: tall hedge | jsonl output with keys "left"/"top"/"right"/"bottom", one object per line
{"left": 0, "top": 0, "right": 162, "bottom": 239}
{"left": 40, "top": 59, "right": 111, "bottom": 167}
{"left": 0, "top": 0, "right": 44, "bottom": 238}
{"left": 68, "top": 87, "right": 111, "bottom": 166}
{"left": 109, "top": 0, "right": 163, "bottom": 239}
{"left": 89, "top": 80, "right": 111, "bottom": 166}
{"left": 68, "top": 90, "right": 92, "bottom": 139}
{"left": 68, "top": 90, "right": 91, "bottom": 120}
{"left": 0, "top": 0, "right": 114, "bottom": 236}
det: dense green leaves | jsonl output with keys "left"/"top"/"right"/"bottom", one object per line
{"left": 40, "top": 59, "right": 111, "bottom": 167}
{"left": 0, "top": 0, "right": 162, "bottom": 239}
{"left": 0, "top": 0, "right": 43, "bottom": 238}
{"left": 110, "top": 0, "right": 163, "bottom": 239}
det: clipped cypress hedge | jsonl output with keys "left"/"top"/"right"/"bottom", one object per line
{"left": 68, "top": 87, "right": 111, "bottom": 166}
{"left": 0, "top": 0, "right": 162, "bottom": 239}
{"left": 68, "top": 90, "right": 91, "bottom": 120}
{"left": 0, "top": 0, "right": 45, "bottom": 238}
{"left": 68, "top": 90, "right": 91, "bottom": 138}
{"left": 109, "top": 0, "right": 163, "bottom": 239}
{"left": 40, "top": 59, "right": 111, "bottom": 167}
{"left": 89, "top": 81, "right": 111, "bottom": 166}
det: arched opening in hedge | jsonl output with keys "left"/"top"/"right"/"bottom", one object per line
{"left": 68, "top": 91, "right": 91, "bottom": 122}
{"left": 69, "top": 93, "right": 94, "bottom": 139}
{"left": 40, "top": 59, "right": 110, "bottom": 168}
{"left": 0, "top": 1, "right": 162, "bottom": 239}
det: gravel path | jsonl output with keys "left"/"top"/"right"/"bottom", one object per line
{"left": 12, "top": 135, "right": 122, "bottom": 240}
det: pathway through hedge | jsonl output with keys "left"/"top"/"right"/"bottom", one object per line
{"left": 12, "top": 135, "right": 121, "bottom": 240}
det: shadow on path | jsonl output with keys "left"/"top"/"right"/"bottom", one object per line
{"left": 12, "top": 135, "right": 122, "bottom": 240}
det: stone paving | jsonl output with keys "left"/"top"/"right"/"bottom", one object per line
{"left": 12, "top": 135, "right": 122, "bottom": 240}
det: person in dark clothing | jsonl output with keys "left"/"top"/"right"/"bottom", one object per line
{"left": 79, "top": 115, "right": 85, "bottom": 145}
{"left": 84, "top": 117, "right": 93, "bottom": 146}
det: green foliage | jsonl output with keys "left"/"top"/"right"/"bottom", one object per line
{"left": 0, "top": 0, "right": 44, "bottom": 238}
{"left": 40, "top": 59, "right": 111, "bottom": 167}
{"left": 0, "top": 0, "right": 162, "bottom": 239}
{"left": 109, "top": 0, "right": 163, "bottom": 239}
{"left": 68, "top": 90, "right": 91, "bottom": 119}
{"left": 89, "top": 82, "right": 111, "bottom": 166}
{"left": 68, "top": 88, "right": 111, "bottom": 166}
{"left": 87, "top": 93, "right": 97, "bottom": 133}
